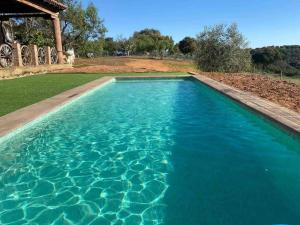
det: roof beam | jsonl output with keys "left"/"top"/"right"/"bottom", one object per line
{"left": 16, "top": 0, "right": 59, "bottom": 17}
{"left": 0, "top": 13, "right": 49, "bottom": 18}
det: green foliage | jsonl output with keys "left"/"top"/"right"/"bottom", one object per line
{"left": 280, "top": 45, "right": 300, "bottom": 70}
{"left": 12, "top": 18, "right": 54, "bottom": 47}
{"left": 251, "top": 45, "right": 300, "bottom": 76}
{"left": 102, "top": 32, "right": 173, "bottom": 57}
{"left": 103, "top": 38, "right": 116, "bottom": 55}
{"left": 60, "top": 0, "right": 107, "bottom": 51}
{"left": 12, "top": 0, "right": 106, "bottom": 56}
{"left": 131, "top": 29, "right": 174, "bottom": 58}
{"left": 115, "top": 36, "right": 134, "bottom": 55}
{"left": 195, "top": 23, "right": 251, "bottom": 72}
{"left": 178, "top": 37, "right": 197, "bottom": 55}
{"left": 251, "top": 47, "right": 283, "bottom": 66}
{"left": 76, "top": 39, "right": 104, "bottom": 57}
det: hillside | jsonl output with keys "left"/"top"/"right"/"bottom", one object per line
{"left": 251, "top": 45, "right": 300, "bottom": 76}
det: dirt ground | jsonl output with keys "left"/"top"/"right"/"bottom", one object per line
{"left": 63, "top": 57, "right": 300, "bottom": 113}
{"left": 203, "top": 72, "right": 300, "bottom": 113}
{"left": 62, "top": 57, "right": 196, "bottom": 73}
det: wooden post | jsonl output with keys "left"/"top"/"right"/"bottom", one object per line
{"left": 13, "top": 43, "right": 23, "bottom": 67}
{"left": 51, "top": 16, "right": 64, "bottom": 64}
{"left": 30, "top": 44, "right": 39, "bottom": 66}
{"left": 45, "top": 46, "right": 51, "bottom": 65}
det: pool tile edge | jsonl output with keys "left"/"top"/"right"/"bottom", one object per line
{"left": 0, "top": 76, "right": 114, "bottom": 138}
{"left": 191, "top": 73, "right": 300, "bottom": 136}
{"left": 114, "top": 75, "right": 191, "bottom": 80}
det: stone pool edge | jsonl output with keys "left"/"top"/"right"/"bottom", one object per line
{"left": 190, "top": 73, "right": 300, "bottom": 136}
{"left": 0, "top": 73, "right": 299, "bottom": 137}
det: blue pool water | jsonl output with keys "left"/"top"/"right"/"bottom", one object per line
{"left": 0, "top": 78, "right": 300, "bottom": 225}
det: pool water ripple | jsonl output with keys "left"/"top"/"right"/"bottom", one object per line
{"left": 0, "top": 78, "right": 300, "bottom": 225}
{"left": 0, "top": 80, "right": 178, "bottom": 224}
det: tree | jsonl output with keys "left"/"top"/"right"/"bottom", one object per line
{"left": 131, "top": 29, "right": 174, "bottom": 58}
{"left": 195, "top": 23, "right": 251, "bottom": 72}
{"left": 103, "top": 38, "right": 116, "bottom": 55}
{"left": 250, "top": 46, "right": 300, "bottom": 76}
{"left": 251, "top": 47, "right": 283, "bottom": 67}
{"left": 132, "top": 29, "right": 157, "bottom": 53}
{"left": 12, "top": 18, "right": 54, "bottom": 46}
{"left": 60, "top": 0, "right": 107, "bottom": 50}
{"left": 12, "top": 0, "right": 106, "bottom": 56}
{"left": 178, "top": 37, "right": 197, "bottom": 55}
{"left": 171, "top": 43, "right": 180, "bottom": 55}
{"left": 76, "top": 39, "right": 104, "bottom": 57}
{"left": 115, "top": 36, "right": 134, "bottom": 56}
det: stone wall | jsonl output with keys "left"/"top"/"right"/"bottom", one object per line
{"left": 0, "top": 64, "right": 73, "bottom": 79}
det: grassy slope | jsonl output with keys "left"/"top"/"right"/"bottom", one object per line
{"left": 0, "top": 72, "right": 187, "bottom": 116}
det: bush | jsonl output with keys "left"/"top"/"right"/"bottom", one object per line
{"left": 251, "top": 45, "right": 300, "bottom": 76}
{"left": 267, "top": 61, "right": 300, "bottom": 76}
{"left": 195, "top": 23, "right": 251, "bottom": 73}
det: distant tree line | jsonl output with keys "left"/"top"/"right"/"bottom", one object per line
{"left": 102, "top": 29, "right": 174, "bottom": 58}
{"left": 251, "top": 46, "right": 300, "bottom": 76}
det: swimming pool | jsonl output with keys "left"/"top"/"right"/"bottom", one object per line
{"left": 0, "top": 77, "right": 299, "bottom": 224}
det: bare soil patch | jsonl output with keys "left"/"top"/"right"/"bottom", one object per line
{"left": 63, "top": 57, "right": 196, "bottom": 73}
{"left": 202, "top": 72, "right": 300, "bottom": 113}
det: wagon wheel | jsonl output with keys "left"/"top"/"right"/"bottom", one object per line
{"left": 0, "top": 44, "right": 13, "bottom": 68}
{"left": 50, "top": 47, "right": 58, "bottom": 64}
{"left": 38, "top": 47, "right": 46, "bottom": 65}
{"left": 21, "top": 45, "right": 32, "bottom": 66}
{"left": 1, "top": 21, "right": 14, "bottom": 44}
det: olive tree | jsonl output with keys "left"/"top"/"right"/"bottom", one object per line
{"left": 178, "top": 37, "right": 197, "bottom": 55}
{"left": 195, "top": 23, "right": 251, "bottom": 72}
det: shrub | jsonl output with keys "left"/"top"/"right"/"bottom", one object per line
{"left": 195, "top": 23, "right": 251, "bottom": 73}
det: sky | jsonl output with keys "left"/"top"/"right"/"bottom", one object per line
{"left": 83, "top": 0, "right": 300, "bottom": 48}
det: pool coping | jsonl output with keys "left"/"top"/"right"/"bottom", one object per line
{"left": 0, "top": 74, "right": 299, "bottom": 138}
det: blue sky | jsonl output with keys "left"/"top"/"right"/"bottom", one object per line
{"left": 83, "top": 0, "right": 300, "bottom": 48}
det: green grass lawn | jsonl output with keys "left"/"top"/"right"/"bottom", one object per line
{"left": 0, "top": 72, "right": 187, "bottom": 117}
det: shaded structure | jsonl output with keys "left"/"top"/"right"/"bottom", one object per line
{"left": 0, "top": 0, "right": 67, "bottom": 64}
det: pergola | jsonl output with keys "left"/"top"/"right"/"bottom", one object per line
{"left": 0, "top": 0, "right": 67, "bottom": 64}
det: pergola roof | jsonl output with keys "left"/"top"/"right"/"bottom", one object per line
{"left": 0, "top": 0, "right": 67, "bottom": 19}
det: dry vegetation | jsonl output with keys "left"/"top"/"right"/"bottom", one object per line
{"left": 203, "top": 72, "right": 300, "bottom": 113}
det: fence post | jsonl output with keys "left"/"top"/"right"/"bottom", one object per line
{"left": 13, "top": 43, "right": 23, "bottom": 67}
{"left": 30, "top": 45, "right": 39, "bottom": 66}
{"left": 45, "top": 46, "right": 51, "bottom": 65}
